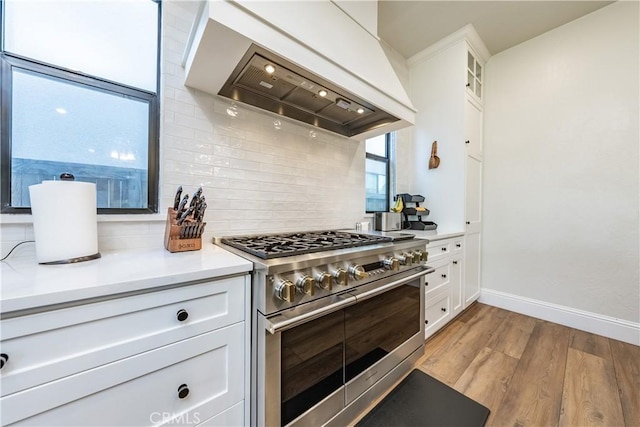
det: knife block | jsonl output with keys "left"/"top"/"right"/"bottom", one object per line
{"left": 163, "top": 207, "right": 203, "bottom": 253}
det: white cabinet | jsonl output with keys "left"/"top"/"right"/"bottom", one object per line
{"left": 466, "top": 49, "right": 483, "bottom": 101}
{"left": 0, "top": 275, "right": 249, "bottom": 427}
{"left": 464, "top": 97, "right": 482, "bottom": 160}
{"left": 424, "top": 236, "right": 463, "bottom": 339}
{"left": 409, "top": 28, "right": 487, "bottom": 320}
{"left": 464, "top": 232, "right": 481, "bottom": 305}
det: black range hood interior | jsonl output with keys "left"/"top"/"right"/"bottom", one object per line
{"left": 219, "top": 45, "right": 400, "bottom": 138}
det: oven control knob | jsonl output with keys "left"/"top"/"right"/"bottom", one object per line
{"left": 332, "top": 268, "right": 348, "bottom": 286}
{"left": 316, "top": 272, "right": 333, "bottom": 290}
{"left": 348, "top": 264, "right": 369, "bottom": 280}
{"left": 296, "top": 275, "right": 315, "bottom": 296}
{"left": 416, "top": 250, "right": 428, "bottom": 261}
{"left": 383, "top": 257, "right": 399, "bottom": 271}
{"left": 411, "top": 252, "right": 421, "bottom": 263}
{"left": 275, "top": 280, "right": 295, "bottom": 303}
{"left": 398, "top": 253, "right": 413, "bottom": 266}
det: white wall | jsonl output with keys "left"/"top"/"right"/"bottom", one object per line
{"left": 482, "top": 1, "right": 639, "bottom": 323}
{"left": 0, "top": 1, "right": 368, "bottom": 257}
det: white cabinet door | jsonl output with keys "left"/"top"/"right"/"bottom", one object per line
{"left": 2, "top": 323, "right": 245, "bottom": 426}
{"left": 425, "top": 285, "right": 451, "bottom": 339}
{"left": 464, "top": 232, "right": 481, "bottom": 306}
{"left": 1, "top": 276, "right": 245, "bottom": 397}
{"left": 465, "top": 155, "right": 482, "bottom": 234}
{"left": 464, "top": 98, "right": 482, "bottom": 160}
{"left": 450, "top": 255, "right": 463, "bottom": 317}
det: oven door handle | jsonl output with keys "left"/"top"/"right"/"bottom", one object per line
{"left": 264, "top": 293, "right": 357, "bottom": 334}
{"left": 351, "top": 266, "right": 434, "bottom": 302}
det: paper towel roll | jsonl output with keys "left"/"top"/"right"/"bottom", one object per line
{"left": 29, "top": 180, "right": 100, "bottom": 264}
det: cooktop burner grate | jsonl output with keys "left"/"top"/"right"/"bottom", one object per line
{"left": 221, "top": 230, "right": 393, "bottom": 259}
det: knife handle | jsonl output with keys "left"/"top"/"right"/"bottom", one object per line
{"left": 173, "top": 186, "right": 183, "bottom": 210}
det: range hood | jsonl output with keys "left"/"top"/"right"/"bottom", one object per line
{"left": 182, "top": 0, "right": 416, "bottom": 139}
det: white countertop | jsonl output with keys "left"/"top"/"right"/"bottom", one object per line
{"left": 0, "top": 243, "right": 252, "bottom": 314}
{"left": 409, "top": 230, "right": 465, "bottom": 242}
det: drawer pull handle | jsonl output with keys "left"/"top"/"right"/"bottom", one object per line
{"left": 177, "top": 384, "right": 190, "bottom": 399}
{"left": 456, "top": 244, "right": 461, "bottom": 248}
{"left": 453, "top": 261, "right": 458, "bottom": 265}
{"left": 0, "top": 353, "right": 8, "bottom": 369}
{"left": 425, "top": 282, "right": 429, "bottom": 286}
{"left": 425, "top": 320, "right": 429, "bottom": 324}
{"left": 441, "top": 248, "right": 446, "bottom": 252}
{"left": 441, "top": 307, "right": 447, "bottom": 312}
{"left": 441, "top": 274, "right": 447, "bottom": 278}
{"left": 176, "top": 309, "right": 189, "bottom": 322}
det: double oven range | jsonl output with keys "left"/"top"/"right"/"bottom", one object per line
{"left": 217, "top": 230, "right": 433, "bottom": 426}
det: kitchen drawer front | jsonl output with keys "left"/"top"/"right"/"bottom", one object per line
{"left": 425, "top": 288, "right": 451, "bottom": 339}
{"left": 2, "top": 322, "right": 245, "bottom": 426}
{"left": 426, "top": 240, "right": 452, "bottom": 263}
{"left": 0, "top": 275, "right": 246, "bottom": 397}
{"left": 197, "top": 401, "right": 244, "bottom": 426}
{"left": 424, "top": 260, "right": 450, "bottom": 293}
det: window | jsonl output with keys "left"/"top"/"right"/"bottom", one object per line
{"left": 365, "top": 133, "right": 394, "bottom": 212}
{"left": 0, "top": 0, "right": 160, "bottom": 214}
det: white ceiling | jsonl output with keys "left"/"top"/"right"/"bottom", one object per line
{"left": 378, "top": 1, "right": 615, "bottom": 58}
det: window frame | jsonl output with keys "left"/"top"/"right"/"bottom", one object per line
{"left": 0, "top": 1, "right": 161, "bottom": 215}
{"left": 365, "top": 133, "right": 392, "bottom": 213}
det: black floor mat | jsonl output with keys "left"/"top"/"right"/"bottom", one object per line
{"left": 356, "top": 369, "right": 490, "bottom": 427}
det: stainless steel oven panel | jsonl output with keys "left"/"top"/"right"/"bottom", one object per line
{"left": 258, "top": 309, "right": 348, "bottom": 427}
{"left": 245, "top": 241, "right": 428, "bottom": 316}
{"left": 287, "top": 387, "right": 344, "bottom": 427}
{"left": 345, "top": 329, "right": 424, "bottom": 404}
{"left": 343, "top": 268, "right": 428, "bottom": 405}
{"left": 347, "top": 267, "right": 432, "bottom": 302}
{"left": 264, "top": 292, "right": 356, "bottom": 334}
{"left": 326, "top": 347, "right": 424, "bottom": 427}
{"left": 255, "top": 313, "right": 279, "bottom": 427}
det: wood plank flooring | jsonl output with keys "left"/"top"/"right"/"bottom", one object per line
{"left": 414, "top": 303, "right": 640, "bottom": 427}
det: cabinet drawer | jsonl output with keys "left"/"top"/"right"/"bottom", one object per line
{"left": 425, "top": 241, "right": 451, "bottom": 262}
{"left": 2, "top": 322, "right": 245, "bottom": 426}
{"left": 424, "top": 262, "right": 450, "bottom": 293}
{"left": 425, "top": 289, "right": 451, "bottom": 337}
{"left": 197, "top": 401, "right": 244, "bottom": 426}
{"left": 0, "top": 276, "right": 246, "bottom": 396}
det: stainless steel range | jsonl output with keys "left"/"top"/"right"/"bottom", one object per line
{"left": 217, "top": 230, "right": 433, "bottom": 427}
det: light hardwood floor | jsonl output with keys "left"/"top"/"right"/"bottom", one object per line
{"left": 415, "top": 303, "right": 640, "bottom": 427}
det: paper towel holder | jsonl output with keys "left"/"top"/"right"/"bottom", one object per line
{"left": 30, "top": 173, "right": 102, "bottom": 265}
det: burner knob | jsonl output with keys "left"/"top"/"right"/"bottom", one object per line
{"left": 348, "top": 264, "right": 369, "bottom": 280}
{"left": 296, "top": 275, "right": 315, "bottom": 296}
{"left": 275, "top": 280, "right": 295, "bottom": 303}
{"left": 414, "top": 250, "right": 428, "bottom": 262}
{"left": 383, "top": 257, "right": 399, "bottom": 271}
{"left": 411, "top": 252, "right": 421, "bottom": 263}
{"left": 316, "top": 272, "right": 333, "bottom": 290}
{"left": 398, "top": 253, "right": 413, "bottom": 266}
{"left": 332, "top": 268, "right": 348, "bottom": 286}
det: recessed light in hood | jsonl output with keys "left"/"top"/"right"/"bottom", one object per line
{"left": 219, "top": 45, "right": 398, "bottom": 137}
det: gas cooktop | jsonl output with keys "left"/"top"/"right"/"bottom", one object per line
{"left": 220, "top": 230, "right": 393, "bottom": 259}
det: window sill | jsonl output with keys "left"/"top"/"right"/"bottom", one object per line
{"left": 1, "top": 213, "right": 166, "bottom": 225}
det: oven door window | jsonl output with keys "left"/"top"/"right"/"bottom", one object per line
{"left": 344, "top": 281, "right": 421, "bottom": 382}
{"left": 280, "top": 309, "right": 345, "bottom": 426}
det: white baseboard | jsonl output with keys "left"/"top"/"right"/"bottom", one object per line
{"left": 479, "top": 289, "right": 640, "bottom": 346}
